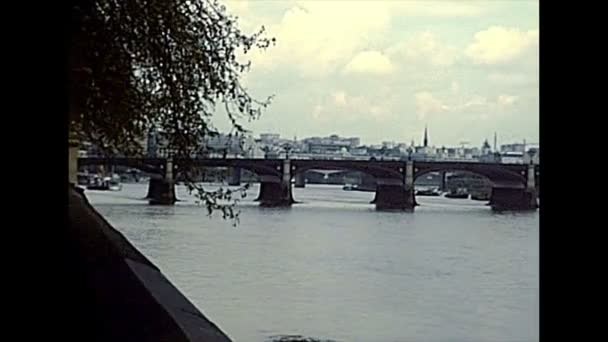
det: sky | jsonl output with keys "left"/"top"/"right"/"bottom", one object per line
{"left": 214, "top": 0, "right": 539, "bottom": 147}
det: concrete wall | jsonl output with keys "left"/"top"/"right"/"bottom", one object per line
{"left": 67, "top": 186, "right": 232, "bottom": 341}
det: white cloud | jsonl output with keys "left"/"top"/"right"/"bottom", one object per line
{"left": 488, "top": 72, "right": 535, "bottom": 86}
{"left": 223, "top": 0, "right": 256, "bottom": 32}
{"left": 247, "top": 1, "right": 391, "bottom": 77}
{"left": 414, "top": 91, "right": 516, "bottom": 121}
{"left": 415, "top": 92, "right": 449, "bottom": 119}
{"left": 312, "top": 90, "right": 393, "bottom": 122}
{"left": 243, "top": 1, "right": 485, "bottom": 77}
{"left": 497, "top": 94, "right": 518, "bottom": 106}
{"left": 333, "top": 91, "right": 347, "bottom": 106}
{"left": 343, "top": 51, "right": 394, "bottom": 75}
{"left": 224, "top": 1, "right": 538, "bottom": 145}
{"left": 463, "top": 94, "right": 488, "bottom": 108}
{"left": 388, "top": 1, "right": 485, "bottom": 17}
{"left": 465, "top": 26, "right": 539, "bottom": 64}
{"left": 312, "top": 104, "right": 324, "bottom": 120}
{"left": 489, "top": 73, "right": 525, "bottom": 83}
{"left": 388, "top": 31, "right": 459, "bottom": 67}
{"left": 223, "top": 0, "right": 249, "bottom": 16}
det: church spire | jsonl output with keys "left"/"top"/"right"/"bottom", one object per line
{"left": 423, "top": 125, "right": 428, "bottom": 147}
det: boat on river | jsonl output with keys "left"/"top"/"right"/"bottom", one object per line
{"left": 343, "top": 183, "right": 356, "bottom": 191}
{"left": 415, "top": 188, "right": 441, "bottom": 196}
{"left": 86, "top": 174, "right": 122, "bottom": 191}
{"left": 343, "top": 184, "right": 376, "bottom": 192}
{"left": 470, "top": 192, "right": 491, "bottom": 201}
{"left": 445, "top": 188, "right": 469, "bottom": 199}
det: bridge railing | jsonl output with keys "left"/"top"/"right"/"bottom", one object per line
{"left": 78, "top": 154, "right": 538, "bottom": 170}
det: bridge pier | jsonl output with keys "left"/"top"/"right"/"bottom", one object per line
{"left": 294, "top": 172, "right": 306, "bottom": 188}
{"left": 69, "top": 137, "right": 79, "bottom": 185}
{"left": 148, "top": 158, "right": 176, "bottom": 205}
{"left": 373, "top": 161, "right": 416, "bottom": 210}
{"left": 255, "top": 159, "right": 294, "bottom": 207}
{"left": 527, "top": 163, "right": 539, "bottom": 207}
{"left": 77, "top": 157, "right": 540, "bottom": 211}
{"left": 490, "top": 163, "right": 538, "bottom": 211}
{"left": 374, "top": 180, "right": 416, "bottom": 210}
{"left": 228, "top": 167, "right": 241, "bottom": 186}
{"left": 257, "top": 181, "right": 294, "bottom": 207}
{"left": 489, "top": 187, "right": 537, "bottom": 211}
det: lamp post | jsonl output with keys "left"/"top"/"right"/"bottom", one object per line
{"left": 261, "top": 146, "right": 271, "bottom": 159}
{"left": 527, "top": 149, "right": 536, "bottom": 165}
{"left": 282, "top": 143, "right": 293, "bottom": 160}
{"left": 526, "top": 149, "right": 536, "bottom": 192}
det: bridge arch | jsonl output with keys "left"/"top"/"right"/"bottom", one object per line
{"left": 414, "top": 163, "right": 527, "bottom": 188}
{"left": 289, "top": 160, "right": 405, "bottom": 205}
{"left": 77, "top": 157, "right": 164, "bottom": 175}
{"left": 291, "top": 161, "right": 403, "bottom": 180}
{"left": 178, "top": 159, "right": 282, "bottom": 180}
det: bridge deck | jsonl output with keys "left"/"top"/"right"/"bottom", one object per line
{"left": 78, "top": 157, "right": 534, "bottom": 185}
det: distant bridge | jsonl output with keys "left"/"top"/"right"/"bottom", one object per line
{"left": 78, "top": 157, "right": 539, "bottom": 211}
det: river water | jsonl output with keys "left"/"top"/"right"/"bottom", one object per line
{"left": 87, "top": 183, "right": 539, "bottom": 342}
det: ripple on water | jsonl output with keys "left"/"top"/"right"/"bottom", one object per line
{"left": 267, "top": 335, "right": 338, "bottom": 342}
{"left": 88, "top": 183, "right": 539, "bottom": 342}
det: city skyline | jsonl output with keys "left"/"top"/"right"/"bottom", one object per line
{"left": 250, "top": 129, "right": 538, "bottom": 149}
{"left": 208, "top": 0, "right": 539, "bottom": 147}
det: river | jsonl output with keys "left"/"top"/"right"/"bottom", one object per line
{"left": 87, "top": 183, "right": 538, "bottom": 342}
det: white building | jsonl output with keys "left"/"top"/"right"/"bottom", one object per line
{"left": 382, "top": 141, "right": 396, "bottom": 149}
{"left": 500, "top": 152, "right": 525, "bottom": 164}
{"left": 259, "top": 133, "right": 281, "bottom": 145}
{"left": 303, "top": 134, "right": 361, "bottom": 154}
{"left": 501, "top": 143, "right": 526, "bottom": 153}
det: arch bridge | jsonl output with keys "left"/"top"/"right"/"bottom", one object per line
{"left": 77, "top": 157, "right": 539, "bottom": 210}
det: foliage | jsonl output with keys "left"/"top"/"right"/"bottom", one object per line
{"left": 69, "top": 0, "right": 274, "bottom": 222}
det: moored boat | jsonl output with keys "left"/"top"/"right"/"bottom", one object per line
{"left": 343, "top": 184, "right": 356, "bottom": 191}
{"left": 342, "top": 183, "right": 376, "bottom": 192}
{"left": 77, "top": 172, "right": 90, "bottom": 186}
{"left": 354, "top": 184, "right": 376, "bottom": 192}
{"left": 87, "top": 174, "right": 122, "bottom": 191}
{"left": 445, "top": 193, "right": 469, "bottom": 199}
{"left": 415, "top": 188, "right": 441, "bottom": 196}
{"left": 445, "top": 188, "right": 469, "bottom": 199}
{"left": 470, "top": 192, "right": 491, "bottom": 201}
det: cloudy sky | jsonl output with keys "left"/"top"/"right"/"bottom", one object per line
{"left": 216, "top": 0, "right": 539, "bottom": 147}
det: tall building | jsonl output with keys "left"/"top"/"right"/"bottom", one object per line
{"left": 423, "top": 125, "right": 428, "bottom": 147}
